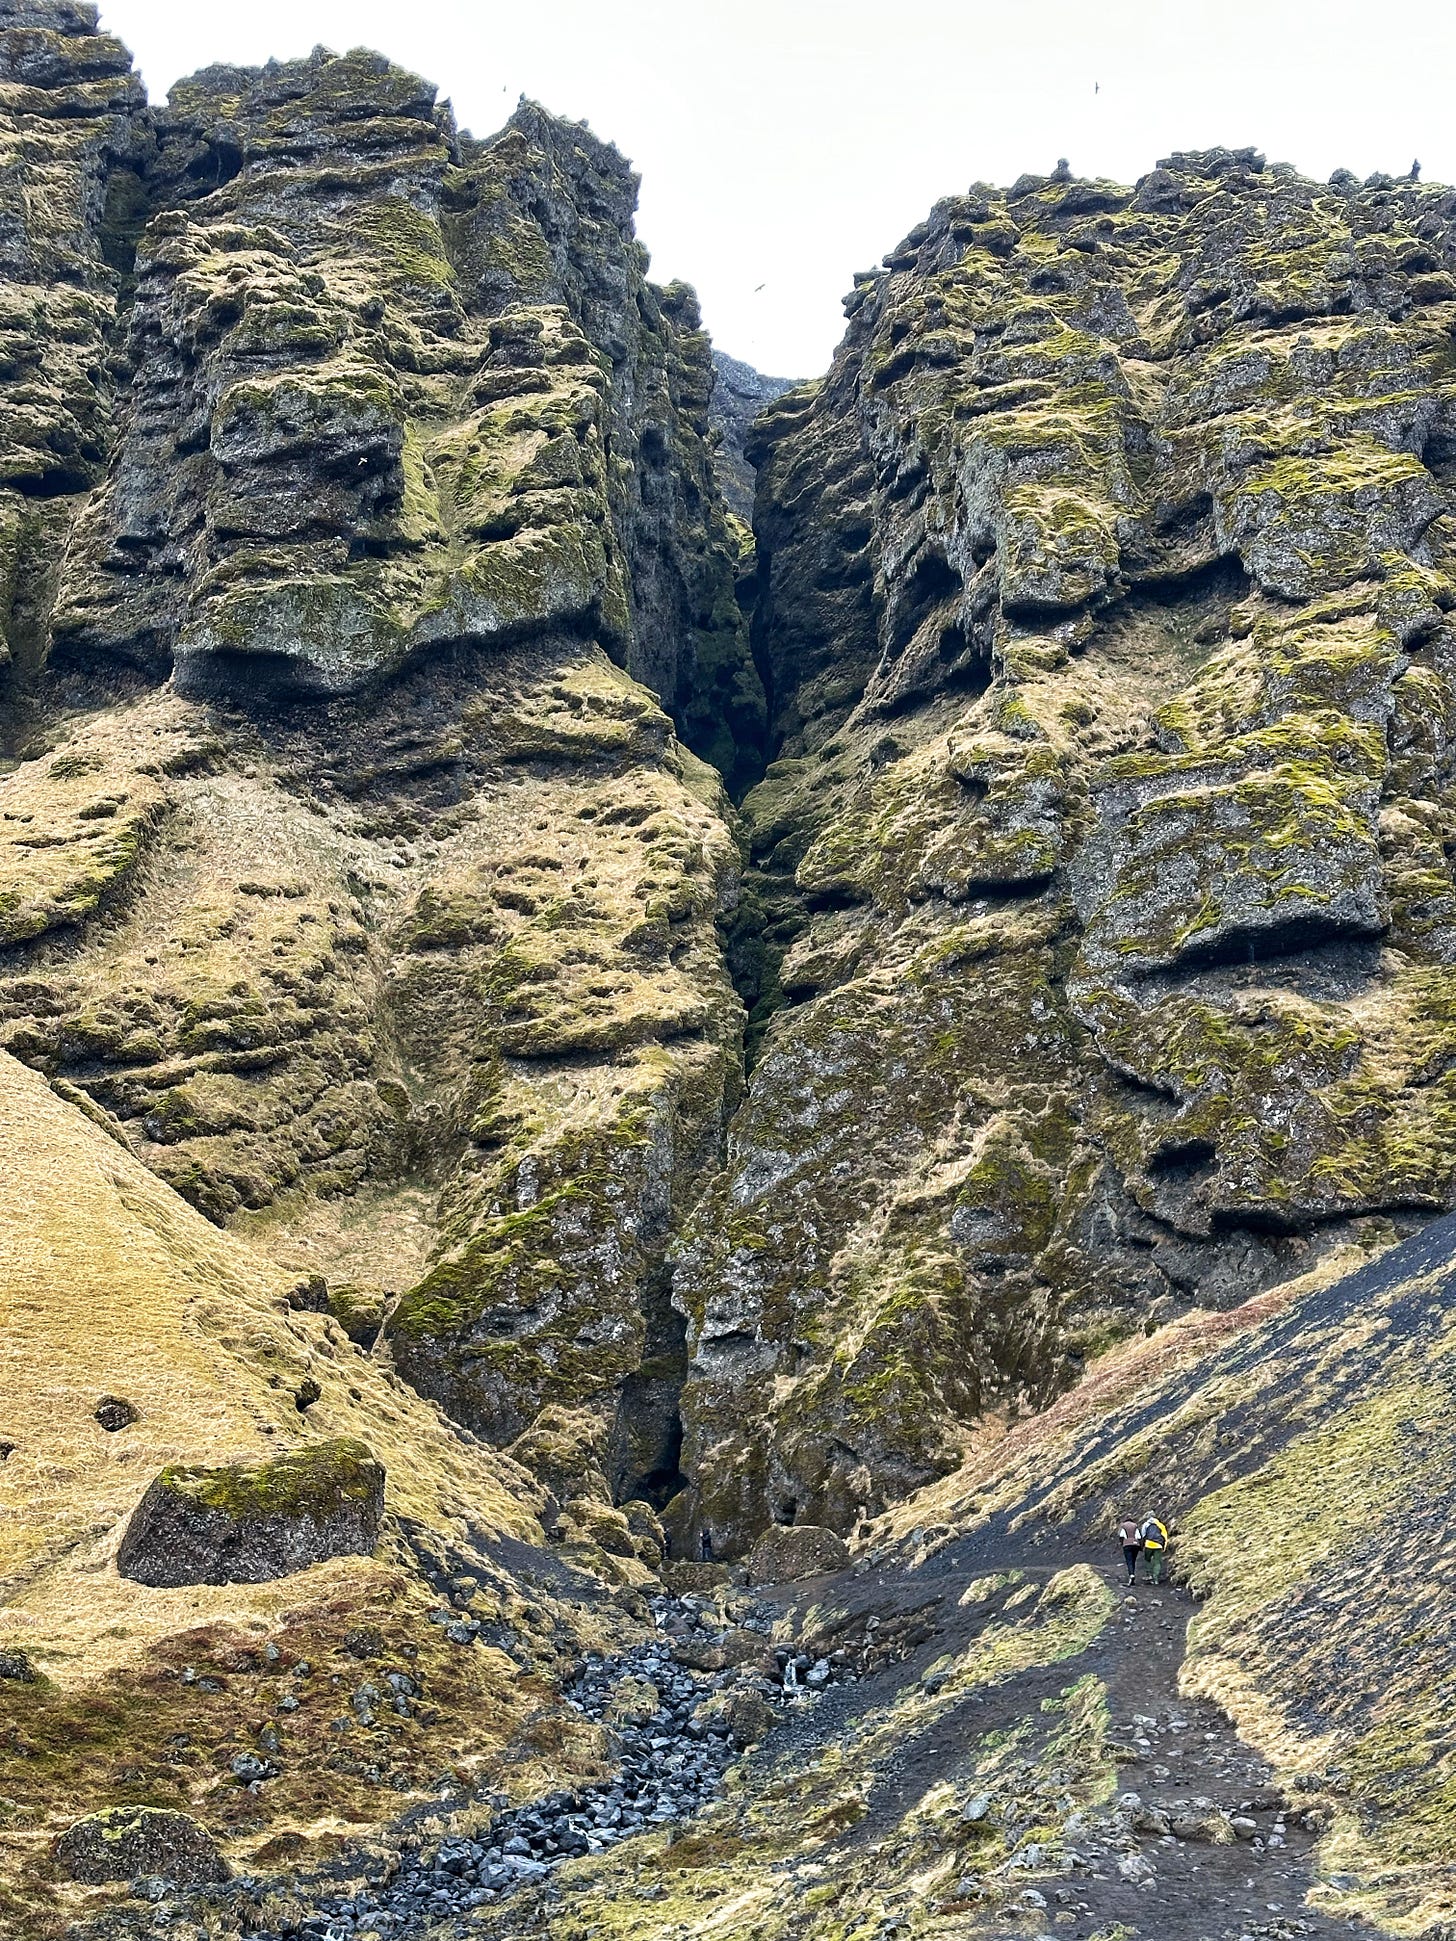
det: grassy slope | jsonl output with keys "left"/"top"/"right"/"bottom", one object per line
{"left": 871, "top": 1222, "right": 1456, "bottom": 1933}
{"left": 489, "top": 1231, "right": 1456, "bottom": 1941}
{"left": 0, "top": 1052, "right": 631, "bottom": 1936}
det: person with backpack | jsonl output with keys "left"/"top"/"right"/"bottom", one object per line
{"left": 1140, "top": 1514, "right": 1169, "bottom": 1584}
{"left": 1116, "top": 1514, "right": 1142, "bottom": 1585}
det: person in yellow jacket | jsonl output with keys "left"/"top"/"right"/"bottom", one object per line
{"left": 1116, "top": 1515, "right": 1142, "bottom": 1585}
{"left": 1139, "top": 1514, "right": 1169, "bottom": 1585}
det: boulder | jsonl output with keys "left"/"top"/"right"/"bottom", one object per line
{"left": 117, "top": 1437, "right": 384, "bottom": 1587}
{"left": 55, "top": 1806, "right": 228, "bottom": 1885}
{"left": 746, "top": 1522, "right": 850, "bottom": 1585}
{"left": 692, "top": 1688, "right": 776, "bottom": 1748}
{"left": 603, "top": 1675, "right": 660, "bottom": 1726}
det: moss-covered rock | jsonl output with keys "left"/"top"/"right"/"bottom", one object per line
{"left": 116, "top": 1437, "right": 385, "bottom": 1585}
{"left": 681, "top": 151, "right": 1456, "bottom": 1555}
{"left": 745, "top": 1522, "right": 848, "bottom": 1584}
{"left": 43, "top": 50, "right": 763, "bottom": 778}
{"left": 55, "top": 1804, "right": 229, "bottom": 1885}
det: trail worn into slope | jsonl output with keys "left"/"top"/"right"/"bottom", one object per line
{"left": 448, "top": 1538, "right": 1387, "bottom": 1941}
{"left": 461, "top": 1219, "right": 1456, "bottom": 1940}
{"left": 803, "top": 1548, "right": 1385, "bottom": 1941}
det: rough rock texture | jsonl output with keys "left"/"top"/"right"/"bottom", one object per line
{"left": 0, "top": 20, "right": 749, "bottom": 1922}
{"left": 55, "top": 1805, "right": 229, "bottom": 1885}
{"left": 671, "top": 147, "right": 1456, "bottom": 1556}
{"left": 709, "top": 348, "right": 795, "bottom": 523}
{"left": 116, "top": 1436, "right": 385, "bottom": 1585}
{"left": 0, "top": 0, "right": 147, "bottom": 695}
{"left": 11, "top": 16, "right": 1456, "bottom": 1929}
{"left": 42, "top": 53, "right": 763, "bottom": 786}
{"left": 0, "top": 22, "right": 754, "bottom": 1557}
{"left": 744, "top": 1520, "right": 849, "bottom": 1584}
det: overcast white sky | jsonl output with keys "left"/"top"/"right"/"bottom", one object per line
{"left": 97, "top": 0, "right": 1456, "bottom": 379}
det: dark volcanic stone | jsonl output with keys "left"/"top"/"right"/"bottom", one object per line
{"left": 709, "top": 349, "right": 797, "bottom": 522}
{"left": 746, "top": 1522, "right": 850, "bottom": 1584}
{"left": 55, "top": 1805, "right": 229, "bottom": 1885}
{"left": 116, "top": 1436, "right": 385, "bottom": 1586}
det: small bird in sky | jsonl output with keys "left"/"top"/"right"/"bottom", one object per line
{"left": 1095, "top": 81, "right": 1100, "bottom": 94}
{"left": 754, "top": 282, "right": 766, "bottom": 292}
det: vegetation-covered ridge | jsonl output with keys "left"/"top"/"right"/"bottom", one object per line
{"left": 7, "top": 7, "right": 1456, "bottom": 1932}
{"left": 674, "top": 142, "right": 1456, "bottom": 1555}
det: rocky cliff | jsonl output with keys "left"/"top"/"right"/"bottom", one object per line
{"left": 708, "top": 348, "right": 795, "bottom": 523}
{"left": 7, "top": 3, "right": 1456, "bottom": 1933}
{"left": 672, "top": 145, "right": 1456, "bottom": 1558}
{"left": 0, "top": 10, "right": 763, "bottom": 1925}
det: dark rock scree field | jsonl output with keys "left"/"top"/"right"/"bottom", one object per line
{"left": 6, "top": 1, "right": 1456, "bottom": 1937}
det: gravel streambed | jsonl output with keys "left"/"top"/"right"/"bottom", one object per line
{"left": 230, "top": 1591, "right": 848, "bottom": 1941}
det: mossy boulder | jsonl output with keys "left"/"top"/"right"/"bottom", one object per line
{"left": 746, "top": 1522, "right": 850, "bottom": 1585}
{"left": 116, "top": 1438, "right": 385, "bottom": 1587}
{"left": 55, "top": 1805, "right": 229, "bottom": 1885}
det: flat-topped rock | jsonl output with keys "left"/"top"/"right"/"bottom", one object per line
{"left": 55, "top": 1805, "right": 229, "bottom": 1885}
{"left": 117, "top": 1436, "right": 385, "bottom": 1586}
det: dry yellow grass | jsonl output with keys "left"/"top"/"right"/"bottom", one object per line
{"left": 0, "top": 1047, "right": 543, "bottom": 1680}
{"left": 0, "top": 1050, "right": 642, "bottom": 1934}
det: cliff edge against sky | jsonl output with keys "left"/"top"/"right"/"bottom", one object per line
{"left": 5, "top": 3, "right": 1456, "bottom": 1936}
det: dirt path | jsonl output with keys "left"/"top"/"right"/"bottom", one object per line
{"left": 1067, "top": 1573, "right": 1374, "bottom": 1941}
{"left": 759, "top": 1541, "right": 1385, "bottom": 1941}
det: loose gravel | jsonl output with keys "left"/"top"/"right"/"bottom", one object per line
{"left": 225, "top": 1591, "right": 847, "bottom": 1941}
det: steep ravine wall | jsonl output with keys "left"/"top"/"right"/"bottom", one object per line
{"left": 668, "top": 146, "right": 1456, "bottom": 1556}
{"left": 8, "top": 0, "right": 1456, "bottom": 1591}
{"left": 0, "top": 6, "right": 756, "bottom": 1566}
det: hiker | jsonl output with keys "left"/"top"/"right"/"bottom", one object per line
{"left": 1140, "top": 1513, "right": 1169, "bottom": 1585}
{"left": 1116, "top": 1514, "right": 1142, "bottom": 1585}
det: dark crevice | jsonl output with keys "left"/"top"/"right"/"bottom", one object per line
{"left": 1118, "top": 549, "right": 1252, "bottom": 607}
{"left": 886, "top": 549, "right": 962, "bottom": 655}
{"left": 1146, "top": 1137, "right": 1218, "bottom": 1180}
{"left": 1423, "top": 429, "right": 1456, "bottom": 487}
{"left": 1146, "top": 913, "right": 1386, "bottom": 979}
{"left": 957, "top": 871, "right": 1054, "bottom": 902}
{"left": 10, "top": 466, "right": 98, "bottom": 501}
{"left": 609, "top": 1264, "right": 689, "bottom": 1510}
{"left": 184, "top": 137, "right": 244, "bottom": 193}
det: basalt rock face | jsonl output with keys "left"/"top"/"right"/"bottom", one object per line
{"left": 709, "top": 348, "right": 795, "bottom": 523}
{"left": 116, "top": 1436, "right": 386, "bottom": 1586}
{"left": 0, "top": 16, "right": 761, "bottom": 1907}
{"left": 0, "top": 0, "right": 147, "bottom": 688}
{"left": 43, "top": 51, "right": 763, "bottom": 787}
{"left": 0, "top": 24, "right": 755, "bottom": 1551}
{"left": 671, "top": 148, "right": 1456, "bottom": 1556}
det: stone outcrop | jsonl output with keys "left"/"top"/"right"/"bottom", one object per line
{"left": 669, "top": 148, "right": 1456, "bottom": 1556}
{"left": 35, "top": 48, "right": 762, "bottom": 785}
{"left": 0, "top": 0, "right": 147, "bottom": 695}
{"left": 745, "top": 1520, "right": 849, "bottom": 1584}
{"left": 55, "top": 1805, "right": 230, "bottom": 1884}
{"left": 709, "top": 349, "right": 795, "bottom": 523}
{"left": 116, "top": 1436, "right": 385, "bottom": 1585}
{"left": 0, "top": 19, "right": 755, "bottom": 1551}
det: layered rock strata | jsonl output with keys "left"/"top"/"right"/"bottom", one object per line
{"left": 0, "top": 21, "right": 756, "bottom": 1555}
{"left": 672, "top": 147, "right": 1456, "bottom": 1553}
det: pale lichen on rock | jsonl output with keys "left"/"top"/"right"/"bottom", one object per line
{"left": 6, "top": 12, "right": 1456, "bottom": 1932}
